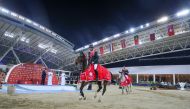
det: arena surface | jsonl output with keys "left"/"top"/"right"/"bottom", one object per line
{"left": 0, "top": 85, "right": 190, "bottom": 109}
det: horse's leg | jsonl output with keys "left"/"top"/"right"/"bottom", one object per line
{"left": 79, "top": 81, "right": 88, "bottom": 100}
{"left": 130, "top": 83, "right": 132, "bottom": 92}
{"left": 94, "top": 81, "right": 102, "bottom": 99}
{"left": 126, "top": 86, "right": 129, "bottom": 94}
{"left": 79, "top": 81, "right": 85, "bottom": 100}
{"left": 122, "top": 86, "right": 124, "bottom": 94}
{"left": 98, "top": 81, "right": 108, "bottom": 102}
{"left": 102, "top": 81, "right": 108, "bottom": 96}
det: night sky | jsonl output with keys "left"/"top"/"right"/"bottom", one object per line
{"left": 0, "top": 0, "right": 190, "bottom": 49}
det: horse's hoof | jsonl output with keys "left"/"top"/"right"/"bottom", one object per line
{"left": 98, "top": 99, "right": 101, "bottom": 103}
{"left": 83, "top": 97, "right": 86, "bottom": 100}
{"left": 79, "top": 96, "right": 83, "bottom": 100}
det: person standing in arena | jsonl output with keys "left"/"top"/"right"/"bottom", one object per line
{"left": 61, "top": 72, "right": 66, "bottom": 85}
{"left": 47, "top": 71, "right": 53, "bottom": 85}
{"left": 41, "top": 68, "right": 46, "bottom": 85}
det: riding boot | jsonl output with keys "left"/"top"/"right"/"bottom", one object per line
{"left": 95, "top": 70, "right": 98, "bottom": 82}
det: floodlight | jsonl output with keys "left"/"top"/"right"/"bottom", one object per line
{"left": 157, "top": 16, "right": 168, "bottom": 23}
{"left": 176, "top": 9, "right": 189, "bottom": 17}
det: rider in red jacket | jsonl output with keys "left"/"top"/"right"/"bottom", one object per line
{"left": 88, "top": 44, "right": 99, "bottom": 81}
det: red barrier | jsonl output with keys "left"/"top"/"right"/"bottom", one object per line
{"left": 7, "top": 63, "right": 58, "bottom": 85}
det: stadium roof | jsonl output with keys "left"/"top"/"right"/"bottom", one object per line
{"left": 75, "top": 9, "right": 190, "bottom": 52}
{"left": 0, "top": 7, "right": 76, "bottom": 69}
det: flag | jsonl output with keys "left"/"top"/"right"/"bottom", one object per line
{"left": 104, "top": 44, "right": 112, "bottom": 53}
{"left": 109, "top": 44, "right": 112, "bottom": 52}
{"left": 150, "top": 33, "right": 155, "bottom": 41}
{"left": 120, "top": 39, "right": 126, "bottom": 48}
{"left": 112, "top": 43, "right": 115, "bottom": 51}
{"left": 99, "top": 46, "right": 104, "bottom": 55}
{"left": 134, "top": 35, "right": 139, "bottom": 45}
{"left": 167, "top": 24, "right": 175, "bottom": 36}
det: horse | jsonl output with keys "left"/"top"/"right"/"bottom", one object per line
{"left": 119, "top": 71, "right": 132, "bottom": 94}
{"left": 75, "top": 53, "right": 112, "bottom": 102}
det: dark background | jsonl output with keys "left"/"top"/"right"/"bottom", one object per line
{"left": 0, "top": 0, "right": 190, "bottom": 49}
{"left": 1, "top": 0, "right": 190, "bottom": 67}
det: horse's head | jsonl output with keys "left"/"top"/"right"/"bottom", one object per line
{"left": 75, "top": 57, "right": 84, "bottom": 64}
{"left": 75, "top": 52, "right": 88, "bottom": 72}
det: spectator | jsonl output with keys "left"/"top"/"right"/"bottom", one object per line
{"left": 61, "top": 73, "right": 66, "bottom": 85}
{"left": 41, "top": 68, "right": 46, "bottom": 85}
{"left": 47, "top": 71, "right": 53, "bottom": 85}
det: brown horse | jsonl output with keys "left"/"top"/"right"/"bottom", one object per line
{"left": 75, "top": 52, "right": 113, "bottom": 102}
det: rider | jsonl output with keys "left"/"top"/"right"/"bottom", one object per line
{"left": 122, "top": 66, "right": 129, "bottom": 76}
{"left": 119, "top": 66, "right": 129, "bottom": 85}
{"left": 88, "top": 44, "right": 99, "bottom": 81}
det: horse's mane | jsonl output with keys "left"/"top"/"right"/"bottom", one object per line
{"left": 75, "top": 54, "right": 86, "bottom": 64}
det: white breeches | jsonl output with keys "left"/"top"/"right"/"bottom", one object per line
{"left": 94, "top": 64, "right": 98, "bottom": 70}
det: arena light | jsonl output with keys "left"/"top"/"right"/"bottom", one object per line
{"left": 75, "top": 49, "right": 79, "bottom": 52}
{"left": 52, "top": 32, "right": 57, "bottom": 36}
{"left": 125, "top": 30, "right": 129, "bottom": 34}
{"left": 76, "top": 47, "right": 84, "bottom": 52}
{"left": 26, "top": 19, "right": 32, "bottom": 23}
{"left": 80, "top": 47, "right": 84, "bottom": 50}
{"left": 140, "top": 25, "right": 144, "bottom": 29}
{"left": 25, "top": 39, "right": 30, "bottom": 43}
{"left": 21, "top": 37, "right": 30, "bottom": 43}
{"left": 18, "top": 15, "right": 25, "bottom": 20}
{"left": 92, "top": 42, "right": 98, "bottom": 46}
{"left": 38, "top": 44, "right": 48, "bottom": 49}
{"left": 75, "top": 48, "right": 81, "bottom": 52}
{"left": 4, "top": 32, "right": 14, "bottom": 38}
{"left": 40, "top": 25, "right": 45, "bottom": 30}
{"left": 157, "top": 16, "right": 168, "bottom": 23}
{"left": 50, "top": 49, "right": 57, "bottom": 54}
{"left": 33, "top": 22, "right": 39, "bottom": 27}
{"left": 20, "top": 37, "right": 26, "bottom": 42}
{"left": 113, "top": 34, "right": 120, "bottom": 38}
{"left": 10, "top": 12, "right": 18, "bottom": 17}
{"left": 84, "top": 45, "right": 89, "bottom": 49}
{"left": 176, "top": 9, "right": 190, "bottom": 17}
{"left": 102, "top": 38, "right": 109, "bottom": 42}
{"left": 1, "top": 8, "right": 9, "bottom": 13}
{"left": 130, "top": 28, "right": 135, "bottom": 33}
{"left": 45, "top": 29, "right": 51, "bottom": 33}
{"left": 146, "top": 23, "right": 150, "bottom": 27}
